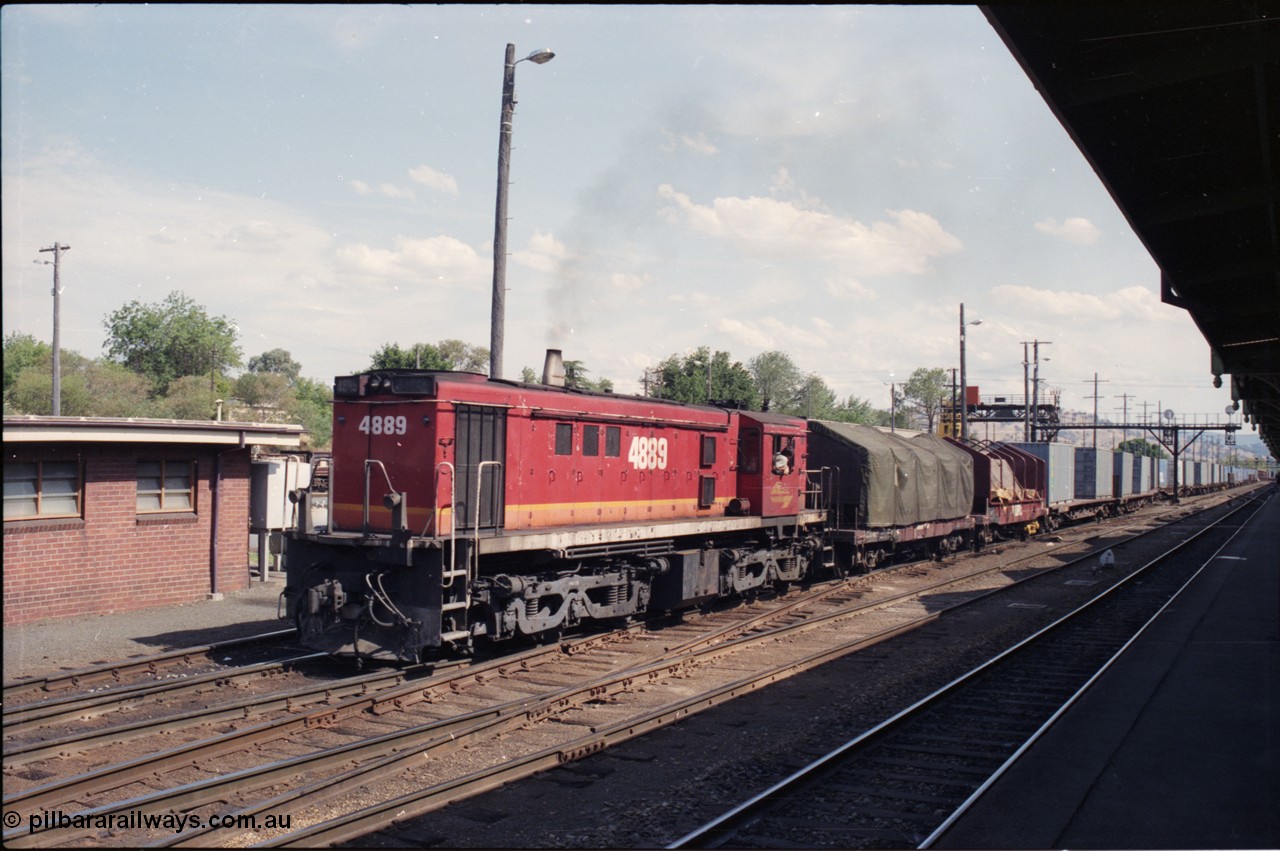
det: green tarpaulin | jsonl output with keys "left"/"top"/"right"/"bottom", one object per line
{"left": 808, "top": 422, "right": 975, "bottom": 527}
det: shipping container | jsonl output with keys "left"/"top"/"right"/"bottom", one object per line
{"left": 1113, "top": 451, "right": 1135, "bottom": 497}
{"left": 1074, "top": 447, "right": 1113, "bottom": 499}
{"left": 1158, "top": 458, "right": 1169, "bottom": 488}
{"left": 1132, "top": 454, "right": 1152, "bottom": 494}
{"left": 1010, "top": 442, "right": 1075, "bottom": 506}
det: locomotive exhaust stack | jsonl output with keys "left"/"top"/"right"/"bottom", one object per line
{"left": 542, "top": 349, "right": 566, "bottom": 386}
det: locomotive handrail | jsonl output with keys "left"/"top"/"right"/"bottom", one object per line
{"left": 434, "top": 462, "right": 459, "bottom": 588}
{"left": 472, "top": 460, "right": 504, "bottom": 580}
{"left": 362, "top": 460, "right": 400, "bottom": 535}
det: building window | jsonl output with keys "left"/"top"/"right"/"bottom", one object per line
{"left": 137, "top": 460, "right": 196, "bottom": 513}
{"left": 605, "top": 426, "right": 621, "bottom": 457}
{"left": 4, "top": 461, "right": 83, "bottom": 520}
{"left": 583, "top": 425, "right": 600, "bottom": 457}
{"left": 554, "top": 423, "right": 574, "bottom": 456}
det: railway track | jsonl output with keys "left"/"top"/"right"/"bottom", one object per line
{"left": 669, "top": 490, "right": 1269, "bottom": 849}
{"left": 0, "top": 488, "right": 1249, "bottom": 848}
{"left": 1, "top": 628, "right": 299, "bottom": 702}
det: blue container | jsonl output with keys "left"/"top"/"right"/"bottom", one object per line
{"left": 1074, "top": 447, "right": 1113, "bottom": 499}
{"left": 1011, "top": 442, "right": 1075, "bottom": 506}
{"left": 1113, "top": 451, "right": 1135, "bottom": 497}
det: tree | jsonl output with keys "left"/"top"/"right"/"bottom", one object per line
{"left": 749, "top": 350, "right": 802, "bottom": 412}
{"left": 786, "top": 374, "right": 839, "bottom": 419}
{"left": 563, "top": 360, "right": 614, "bottom": 393}
{"left": 8, "top": 350, "right": 153, "bottom": 417}
{"left": 368, "top": 340, "right": 489, "bottom": 372}
{"left": 436, "top": 339, "right": 489, "bottom": 373}
{"left": 156, "top": 375, "right": 222, "bottom": 420}
{"left": 4, "top": 332, "right": 52, "bottom": 403}
{"left": 369, "top": 342, "right": 447, "bottom": 370}
{"left": 899, "top": 367, "right": 949, "bottom": 432}
{"left": 103, "top": 291, "right": 241, "bottom": 395}
{"left": 1118, "top": 437, "right": 1167, "bottom": 459}
{"left": 826, "top": 395, "right": 879, "bottom": 424}
{"left": 247, "top": 348, "right": 302, "bottom": 381}
{"left": 653, "top": 347, "right": 757, "bottom": 408}
{"left": 234, "top": 371, "right": 292, "bottom": 409}
{"left": 289, "top": 376, "right": 333, "bottom": 449}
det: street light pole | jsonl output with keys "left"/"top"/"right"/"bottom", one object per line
{"left": 490, "top": 44, "right": 555, "bottom": 380}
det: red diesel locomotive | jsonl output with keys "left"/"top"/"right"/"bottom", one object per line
{"left": 284, "top": 361, "right": 827, "bottom": 663}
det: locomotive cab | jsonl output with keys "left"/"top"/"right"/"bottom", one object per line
{"left": 735, "top": 411, "right": 808, "bottom": 517}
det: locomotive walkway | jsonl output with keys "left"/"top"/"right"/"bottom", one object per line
{"left": 935, "top": 486, "right": 1279, "bottom": 849}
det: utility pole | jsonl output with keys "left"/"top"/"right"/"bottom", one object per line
{"left": 1082, "top": 373, "right": 1109, "bottom": 448}
{"left": 1021, "top": 342, "right": 1031, "bottom": 441}
{"left": 1030, "top": 340, "right": 1051, "bottom": 442}
{"left": 38, "top": 242, "right": 70, "bottom": 416}
{"left": 1115, "top": 392, "right": 1135, "bottom": 445}
{"left": 949, "top": 367, "right": 958, "bottom": 437}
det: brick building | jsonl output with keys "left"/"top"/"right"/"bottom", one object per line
{"left": 3, "top": 416, "right": 305, "bottom": 625}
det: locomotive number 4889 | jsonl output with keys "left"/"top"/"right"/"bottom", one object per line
{"left": 627, "top": 436, "right": 668, "bottom": 470}
{"left": 358, "top": 414, "right": 409, "bottom": 436}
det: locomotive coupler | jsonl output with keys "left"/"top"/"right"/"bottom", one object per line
{"left": 306, "top": 579, "right": 346, "bottom": 615}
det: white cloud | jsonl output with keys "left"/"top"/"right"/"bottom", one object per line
{"left": 349, "top": 180, "right": 372, "bottom": 195}
{"left": 665, "top": 129, "right": 716, "bottom": 156}
{"left": 990, "top": 283, "right": 1175, "bottom": 324}
{"left": 824, "top": 276, "right": 876, "bottom": 300}
{"left": 335, "top": 234, "right": 487, "bottom": 283}
{"left": 409, "top": 164, "right": 460, "bottom": 197}
{"left": 657, "top": 184, "right": 963, "bottom": 276}
{"left": 1034, "top": 217, "right": 1101, "bottom": 245}
{"left": 512, "top": 231, "right": 568, "bottom": 273}
{"left": 377, "top": 182, "right": 416, "bottom": 201}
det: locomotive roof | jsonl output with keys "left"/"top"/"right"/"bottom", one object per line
{"left": 351, "top": 367, "right": 784, "bottom": 419}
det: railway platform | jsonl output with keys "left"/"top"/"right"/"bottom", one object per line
{"left": 2, "top": 574, "right": 287, "bottom": 682}
{"left": 936, "top": 488, "right": 1279, "bottom": 849}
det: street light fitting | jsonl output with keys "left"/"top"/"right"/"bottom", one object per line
{"left": 522, "top": 48, "right": 556, "bottom": 65}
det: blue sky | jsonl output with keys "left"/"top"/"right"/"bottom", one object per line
{"left": 2, "top": 4, "right": 1246, "bottom": 429}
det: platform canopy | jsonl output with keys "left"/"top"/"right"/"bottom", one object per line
{"left": 983, "top": 5, "right": 1279, "bottom": 459}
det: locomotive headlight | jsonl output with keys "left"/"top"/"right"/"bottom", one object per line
{"left": 367, "top": 374, "right": 384, "bottom": 391}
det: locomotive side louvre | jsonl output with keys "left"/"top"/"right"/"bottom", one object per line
{"left": 453, "top": 403, "right": 508, "bottom": 532}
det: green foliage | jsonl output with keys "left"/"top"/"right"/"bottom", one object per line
{"left": 103, "top": 291, "right": 241, "bottom": 394}
{"left": 563, "top": 360, "right": 613, "bottom": 393}
{"left": 899, "top": 367, "right": 949, "bottom": 431}
{"left": 1117, "top": 437, "right": 1167, "bottom": 459}
{"left": 154, "top": 375, "right": 222, "bottom": 420}
{"left": 236, "top": 352, "right": 333, "bottom": 448}
{"left": 234, "top": 372, "right": 292, "bottom": 408}
{"left": 368, "top": 339, "right": 488, "bottom": 372}
{"left": 4, "top": 333, "right": 52, "bottom": 402}
{"left": 247, "top": 348, "right": 302, "bottom": 381}
{"left": 8, "top": 350, "right": 153, "bottom": 416}
{"left": 653, "top": 347, "right": 757, "bottom": 408}
{"left": 748, "top": 350, "right": 802, "bottom": 412}
{"left": 784, "top": 374, "right": 838, "bottom": 418}
{"left": 436, "top": 339, "right": 489, "bottom": 373}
